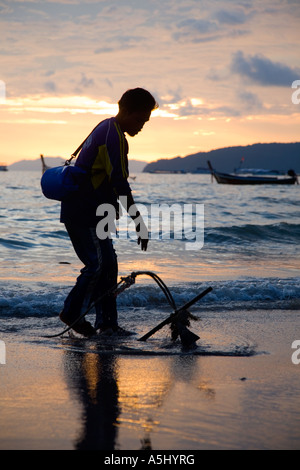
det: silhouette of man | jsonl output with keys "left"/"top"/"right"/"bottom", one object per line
{"left": 59, "top": 88, "right": 158, "bottom": 337}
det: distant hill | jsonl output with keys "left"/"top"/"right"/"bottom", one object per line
{"left": 128, "top": 159, "right": 147, "bottom": 174}
{"left": 8, "top": 156, "right": 147, "bottom": 173}
{"left": 143, "top": 142, "right": 300, "bottom": 174}
{"left": 9, "top": 156, "right": 64, "bottom": 171}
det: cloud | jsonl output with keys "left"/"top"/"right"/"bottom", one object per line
{"left": 79, "top": 73, "right": 94, "bottom": 88}
{"left": 231, "top": 51, "right": 300, "bottom": 87}
{"left": 1, "top": 90, "right": 229, "bottom": 121}
{"left": 1, "top": 2, "right": 299, "bottom": 124}
{"left": 94, "top": 47, "right": 115, "bottom": 54}
{"left": 237, "top": 90, "right": 263, "bottom": 110}
{"left": 172, "top": 4, "right": 255, "bottom": 43}
{"left": 173, "top": 17, "right": 222, "bottom": 43}
{"left": 213, "top": 8, "right": 254, "bottom": 25}
{"left": 44, "top": 81, "right": 57, "bottom": 92}
{"left": 2, "top": 95, "right": 118, "bottom": 117}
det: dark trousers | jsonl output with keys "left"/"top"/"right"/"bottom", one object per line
{"left": 62, "top": 223, "right": 118, "bottom": 330}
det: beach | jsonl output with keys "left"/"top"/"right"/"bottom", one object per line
{"left": 0, "top": 171, "right": 299, "bottom": 451}
{"left": 0, "top": 306, "right": 299, "bottom": 451}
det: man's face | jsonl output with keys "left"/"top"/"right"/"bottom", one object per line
{"left": 123, "top": 110, "right": 151, "bottom": 136}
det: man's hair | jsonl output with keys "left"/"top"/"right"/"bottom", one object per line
{"left": 118, "top": 88, "right": 158, "bottom": 114}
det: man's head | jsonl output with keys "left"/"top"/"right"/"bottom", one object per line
{"left": 116, "top": 88, "right": 158, "bottom": 136}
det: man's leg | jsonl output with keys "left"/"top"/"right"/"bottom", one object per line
{"left": 60, "top": 224, "right": 117, "bottom": 335}
{"left": 91, "top": 235, "right": 118, "bottom": 331}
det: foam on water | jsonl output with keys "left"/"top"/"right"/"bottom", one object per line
{"left": 0, "top": 276, "right": 299, "bottom": 322}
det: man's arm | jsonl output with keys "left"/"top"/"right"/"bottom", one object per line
{"left": 126, "top": 192, "right": 148, "bottom": 251}
{"left": 106, "top": 122, "right": 149, "bottom": 251}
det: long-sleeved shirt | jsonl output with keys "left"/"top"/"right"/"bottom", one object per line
{"left": 60, "top": 117, "right": 132, "bottom": 227}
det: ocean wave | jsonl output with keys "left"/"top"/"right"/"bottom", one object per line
{"left": 0, "top": 237, "right": 36, "bottom": 250}
{"left": 39, "top": 230, "right": 69, "bottom": 240}
{"left": 205, "top": 222, "right": 300, "bottom": 245}
{"left": 117, "top": 277, "right": 300, "bottom": 311}
{"left": 0, "top": 277, "right": 299, "bottom": 320}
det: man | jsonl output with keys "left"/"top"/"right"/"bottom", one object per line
{"left": 59, "top": 88, "right": 158, "bottom": 337}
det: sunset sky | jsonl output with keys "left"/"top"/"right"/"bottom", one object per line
{"left": 1, "top": 0, "right": 300, "bottom": 165}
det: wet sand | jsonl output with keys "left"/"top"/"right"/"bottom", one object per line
{"left": 0, "top": 309, "right": 299, "bottom": 451}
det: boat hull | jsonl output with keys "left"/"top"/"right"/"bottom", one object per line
{"left": 207, "top": 160, "right": 297, "bottom": 185}
{"left": 214, "top": 172, "right": 297, "bottom": 185}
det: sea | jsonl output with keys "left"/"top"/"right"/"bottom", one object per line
{"left": 0, "top": 170, "right": 299, "bottom": 355}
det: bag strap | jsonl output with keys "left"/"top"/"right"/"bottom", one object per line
{"left": 64, "top": 121, "right": 101, "bottom": 166}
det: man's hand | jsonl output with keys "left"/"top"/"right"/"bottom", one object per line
{"left": 127, "top": 203, "right": 149, "bottom": 251}
{"left": 137, "top": 235, "right": 148, "bottom": 251}
{"left": 134, "top": 214, "right": 149, "bottom": 251}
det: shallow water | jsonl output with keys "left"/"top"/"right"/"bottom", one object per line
{"left": 1, "top": 172, "right": 300, "bottom": 282}
{"left": 0, "top": 170, "right": 299, "bottom": 351}
{"left": 0, "top": 170, "right": 299, "bottom": 449}
{"left": 1, "top": 306, "right": 299, "bottom": 450}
